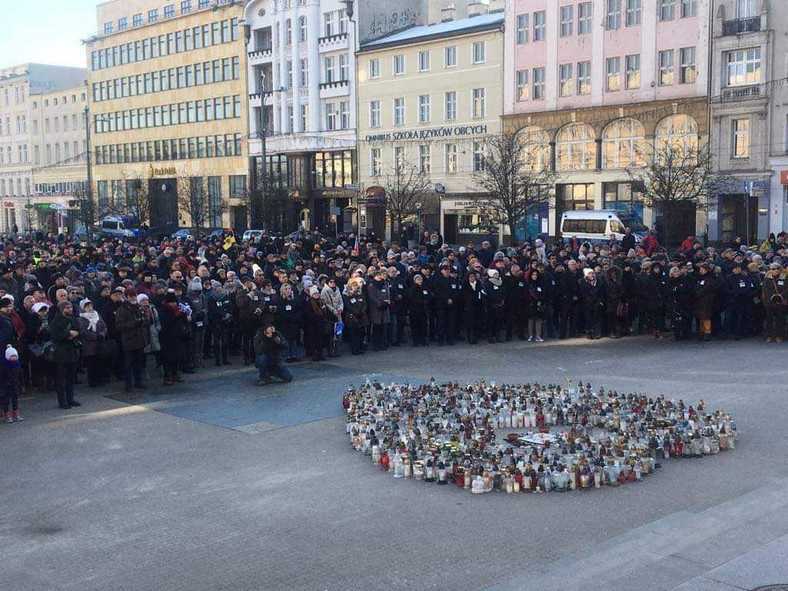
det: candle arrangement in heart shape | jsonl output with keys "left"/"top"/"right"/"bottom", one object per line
{"left": 343, "top": 380, "right": 737, "bottom": 493}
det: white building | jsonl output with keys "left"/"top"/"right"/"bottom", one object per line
{"left": 242, "top": 0, "right": 428, "bottom": 233}
{"left": 710, "top": 0, "right": 785, "bottom": 243}
{"left": 0, "top": 64, "right": 86, "bottom": 234}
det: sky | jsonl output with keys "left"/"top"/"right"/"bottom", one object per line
{"left": 1, "top": 0, "right": 98, "bottom": 69}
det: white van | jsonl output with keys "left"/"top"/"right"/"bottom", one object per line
{"left": 559, "top": 210, "right": 646, "bottom": 243}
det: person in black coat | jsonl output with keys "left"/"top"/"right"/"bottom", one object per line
{"left": 668, "top": 267, "right": 694, "bottom": 340}
{"left": 504, "top": 265, "right": 527, "bottom": 341}
{"left": 462, "top": 271, "right": 486, "bottom": 345}
{"left": 408, "top": 273, "right": 431, "bottom": 346}
{"left": 485, "top": 270, "right": 506, "bottom": 343}
{"left": 723, "top": 263, "right": 755, "bottom": 340}
{"left": 253, "top": 325, "right": 292, "bottom": 385}
{"left": 579, "top": 269, "right": 606, "bottom": 340}
{"left": 277, "top": 283, "right": 303, "bottom": 361}
{"left": 433, "top": 265, "right": 458, "bottom": 345}
{"left": 558, "top": 261, "right": 581, "bottom": 339}
{"left": 49, "top": 301, "right": 81, "bottom": 409}
{"left": 158, "top": 291, "right": 187, "bottom": 385}
{"left": 343, "top": 279, "right": 368, "bottom": 355}
{"left": 526, "top": 270, "right": 547, "bottom": 342}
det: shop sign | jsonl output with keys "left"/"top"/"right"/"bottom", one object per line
{"left": 148, "top": 165, "right": 177, "bottom": 177}
{"left": 360, "top": 186, "right": 386, "bottom": 205}
{"left": 3, "top": 201, "right": 15, "bottom": 208}
{"left": 365, "top": 124, "right": 488, "bottom": 143}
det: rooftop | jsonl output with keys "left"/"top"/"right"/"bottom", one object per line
{"left": 360, "top": 12, "right": 504, "bottom": 52}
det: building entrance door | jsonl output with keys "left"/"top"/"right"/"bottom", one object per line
{"left": 719, "top": 194, "right": 757, "bottom": 245}
{"left": 148, "top": 178, "right": 178, "bottom": 232}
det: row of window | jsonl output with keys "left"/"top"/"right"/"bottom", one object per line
{"left": 94, "top": 134, "right": 243, "bottom": 165}
{"left": 91, "top": 17, "right": 239, "bottom": 71}
{"left": 94, "top": 95, "right": 241, "bottom": 134}
{"left": 368, "top": 89, "right": 487, "bottom": 128}
{"left": 103, "top": 0, "right": 213, "bottom": 35}
{"left": 35, "top": 181, "right": 88, "bottom": 196}
{"left": 515, "top": 0, "right": 697, "bottom": 44}
{"left": 369, "top": 142, "right": 486, "bottom": 177}
{"left": 0, "top": 113, "right": 85, "bottom": 138}
{"left": 2, "top": 86, "right": 25, "bottom": 107}
{"left": 92, "top": 56, "right": 241, "bottom": 103}
{"left": 0, "top": 142, "right": 86, "bottom": 167}
{"left": 366, "top": 41, "right": 487, "bottom": 80}
{"left": 0, "top": 177, "right": 31, "bottom": 197}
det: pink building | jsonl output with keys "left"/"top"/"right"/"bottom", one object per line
{"left": 503, "top": 0, "right": 711, "bottom": 240}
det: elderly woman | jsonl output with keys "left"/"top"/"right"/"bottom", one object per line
{"left": 278, "top": 283, "right": 303, "bottom": 362}
{"left": 77, "top": 299, "right": 108, "bottom": 387}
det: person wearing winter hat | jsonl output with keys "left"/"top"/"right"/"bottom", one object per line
{"left": 1, "top": 344, "right": 22, "bottom": 422}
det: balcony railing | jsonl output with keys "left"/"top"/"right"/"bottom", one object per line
{"left": 319, "top": 79, "right": 349, "bottom": 90}
{"left": 249, "top": 47, "right": 273, "bottom": 60}
{"left": 714, "top": 83, "right": 766, "bottom": 103}
{"left": 318, "top": 32, "right": 348, "bottom": 45}
{"left": 722, "top": 17, "right": 761, "bottom": 36}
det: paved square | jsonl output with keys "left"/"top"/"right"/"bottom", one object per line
{"left": 2, "top": 337, "right": 788, "bottom": 591}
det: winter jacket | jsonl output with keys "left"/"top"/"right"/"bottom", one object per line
{"left": 115, "top": 302, "right": 151, "bottom": 352}
{"left": 321, "top": 286, "right": 344, "bottom": 321}
{"left": 366, "top": 280, "right": 391, "bottom": 326}
{"left": 49, "top": 312, "right": 81, "bottom": 364}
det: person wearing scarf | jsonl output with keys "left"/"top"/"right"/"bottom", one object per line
{"left": 77, "top": 299, "right": 108, "bottom": 387}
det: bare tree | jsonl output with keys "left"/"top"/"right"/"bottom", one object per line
{"left": 73, "top": 183, "right": 96, "bottom": 243}
{"left": 176, "top": 176, "right": 211, "bottom": 229}
{"left": 471, "top": 131, "right": 554, "bottom": 245}
{"left": 382, "top": 163, "right": 432, "bottom": 239}
{"left": 108, "top": 173, "right": 151, "bottom": 227}
{"left": 630, "top": 141, "right": 730, "bottom": 247}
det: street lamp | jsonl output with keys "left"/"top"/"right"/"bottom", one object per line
{"left": 84, "top": 107, "right": 110, "bottom": 243}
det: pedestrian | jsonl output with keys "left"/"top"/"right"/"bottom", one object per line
{"left": 115, "top": 289, "right": 150, "bottom": 392}
{"left": 77, "top": 299, "right": 108, "bottom": 388}
{"left": 1, "top": 345, "right": 22, "bottom": 422}
{"left": 304, "top": 286, "right": 329, "bottom": 361}
{"left": 158, "top": 290, "right": 187, "bottom": 385}
{"left": 343, "top": 278, "right": 368, "bottom": 355}
{"left": 762, "top": 263, "right": 786, "bottom": 343}
{"left": 253, "top": 324, "right": 292, "bottom": 385}
{"left": 694, "top": 264, "right": 719, "bottom": 342}
{"left": 526, "top": 269, "right": 547, "bottom": 342}
{"left": 49, "top": 300, "right": 81, "bottom": 409}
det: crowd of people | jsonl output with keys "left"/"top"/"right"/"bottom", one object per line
{"left": 0, "top": 227, "right": 786, "bottom": 419}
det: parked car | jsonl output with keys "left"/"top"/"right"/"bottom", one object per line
{"left": 242, "top": 229, "right": 265, "bottom": 242}
{"left": 559, "top": 210, "right": 646, "bottom": 243}
{"left": 98, "top": 216, "right": 139, "bottom": 240}
{"left": 171, "top": 229, "right": 195, "bottom": 241}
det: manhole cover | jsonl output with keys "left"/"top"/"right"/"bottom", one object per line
{"left": 752, "top": 586, "right": 788, "bottom": 591}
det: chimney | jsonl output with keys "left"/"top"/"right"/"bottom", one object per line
{"left": 467, "top": 1, "right": 488, "bottom": 18}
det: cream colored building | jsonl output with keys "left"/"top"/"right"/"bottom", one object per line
{"left": 85, "top": 0, "right": 249, "bottom": 231}
{"left": 356, "top": 9, "right": 504, "bottom": 242}
{"left": 0, "top": 63, "right": 86, "bottom": 233}
{"left": 29, "top": 84, "right": 90, "bottom": 233}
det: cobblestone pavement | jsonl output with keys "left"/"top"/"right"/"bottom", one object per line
{"left": 2, "top": 336, "right": 787, "bottom": 591}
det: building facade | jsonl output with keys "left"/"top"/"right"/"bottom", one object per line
{"left": 503, "top": 0, "right": 711, "bottom": 241}
{"left": 243, "top": 0, "right": 431, "bottom": 234}
{"left": 86, "top": 0, "right": 250, "bottom": 232}
{"left": 356, "top": 9, "right": 505, "bottom": 241}
{"left": 0, "top": 64, "right": 86, "bottom": 233}
{"left": 766, "top": 0, "right": 788, "bottom": 237}
{"left": 710, "top": 0, "right": 783, "bottom": 243}
{"left": 30, "top": 84, "right": 90, "bottom": 234}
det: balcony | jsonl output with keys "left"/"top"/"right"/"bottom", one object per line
{"left": 714, "top": 83, "right": 766, "bottom": 103}
{"left": 248, "top": 47, "right": 273, "bottom": 63}
{"left": 319, "top": 80, "right": 348, "bottom": 90}
{"left": 722, "top": 17, "right": 761, "bottom": 36}
{"left": 318, "top": 32, "right": 349, "bottom": 52}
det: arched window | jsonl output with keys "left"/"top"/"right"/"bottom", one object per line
{"left": 516, "top": 126, "right": 550, "bottom": 172}
{"left": 602, "top": 118, "right": 647, "bottom": 169}
{"left": 655, "top": 114, "right": 698, "bottom": 158}
{"left": 556, "top": 123, "right": 596, "bottom": 171}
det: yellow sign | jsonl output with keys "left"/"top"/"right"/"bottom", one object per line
{"left": 148, "top": 165, "right": 177, "bottom": 177}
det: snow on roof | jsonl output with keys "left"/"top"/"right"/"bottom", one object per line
{"left": 361, "top": 12, "right": 504, "bottom": 50}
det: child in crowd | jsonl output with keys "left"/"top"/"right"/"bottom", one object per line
{"left": 1, "top": 345, "right": 23, "bottom": 423}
